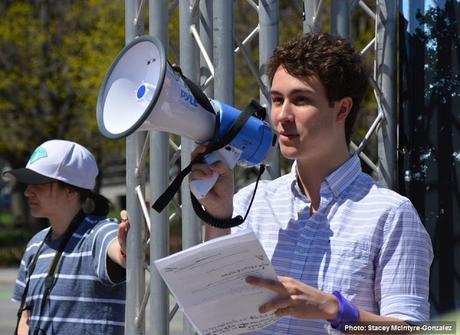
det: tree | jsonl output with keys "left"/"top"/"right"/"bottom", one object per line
{"left": 0, "top": 0, "right": 125, "bottom": 227}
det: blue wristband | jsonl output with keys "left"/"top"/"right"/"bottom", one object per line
{"left": 330, "top": 291, "right": 359, "bottom": 332}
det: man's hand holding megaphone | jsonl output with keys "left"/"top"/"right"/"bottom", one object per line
{"left": 190, "top": 145, "right": 235, "bottom": 223}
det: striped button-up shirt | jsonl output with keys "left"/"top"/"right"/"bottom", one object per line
{"left": 232, "top": 154, "right": 433, "bottom": 334}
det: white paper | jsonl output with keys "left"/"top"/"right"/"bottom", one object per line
{"left": 154, "top": 230, "right": 279, "bottom": 335}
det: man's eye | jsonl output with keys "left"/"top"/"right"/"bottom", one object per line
{"left": 293, "top": 97, "right": 309, "bottom": 105}
{"left": 271, "top": 97, "right": 283, "bottom": 105}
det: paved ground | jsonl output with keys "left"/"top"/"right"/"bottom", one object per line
{"left": 0, "top": 268, "right": 18, "bottom": 334}
{"left": 0, "top": 268, "right": 185, "bottom": 334}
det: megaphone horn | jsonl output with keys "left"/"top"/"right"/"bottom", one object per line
{"left": 97, "top": 35, "right": 217, "bottom": 142}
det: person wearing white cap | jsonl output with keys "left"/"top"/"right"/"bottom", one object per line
{"left": 3, "top": 139, "right": 128, "bottom": 335}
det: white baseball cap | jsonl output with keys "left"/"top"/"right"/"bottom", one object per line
{"left": 3, "top": 140, "right": 98, "bottom": 190}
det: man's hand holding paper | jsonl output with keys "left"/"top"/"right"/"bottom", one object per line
{"left": 154, "top": 230, "right": 280, "bottom": 335}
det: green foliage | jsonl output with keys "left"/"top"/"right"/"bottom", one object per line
{"left": 0, "top": 225, "right": 33, "bottom": 266}
{"left": 0, "top": 210, "right": 13, "bottom": 226}
{"left": 0, "top": 246, "right": 26, "bottom": 266}
{"left": 0, "top": 0, "right": 125, "bottom": 170}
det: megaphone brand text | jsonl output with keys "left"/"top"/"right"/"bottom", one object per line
{"left": 180, "top": 89, "right": 199, "bottom": 107}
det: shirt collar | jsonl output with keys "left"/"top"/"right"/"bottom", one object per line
{"left": 289, "top": 160, "right": 305, "bottom": 199}
{"left": 290, "top": 154, "right": 362, "bottom": 199}
{"left": 323, "top": 154, "right": 361, "bottom": 198}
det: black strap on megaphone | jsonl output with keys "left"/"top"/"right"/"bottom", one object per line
{"left": 190, "top": 164, "right": 265, "bottom": 229}
{"left": 169, "top": 63, "right": 215, "bottom": 117}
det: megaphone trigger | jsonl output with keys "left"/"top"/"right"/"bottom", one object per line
{"left": 190, "top": 146, "right": 242, "bottom": 199}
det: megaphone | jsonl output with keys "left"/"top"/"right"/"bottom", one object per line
{"left": 97, "top": 35, "right": 277, "bottom": 200}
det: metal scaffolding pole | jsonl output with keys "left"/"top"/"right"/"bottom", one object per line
{"left": 376, "top": 0, "right": 397, "bottom": 189}
{"left": 124, "top": 1, "right": 146, "bottom": 334}
{"left": 259, "top": 0, "right": 280, "bottom": 179}
{"left": 200, "top": 0, "right": 214, "bottom": 96}
{"left": 149, "top": 2, "right": 170, "bottom": 334}
{"left": 213, "top": 1, "right": 234, "bottom": 105}
{"left": 331, "top": 0, "right": 350, "bottom": 37}
{"left": 179, "top": 1, "right": 201, "bottom": 334}
{"left": 303, "top": 0, "right": 322, "bottom": 33}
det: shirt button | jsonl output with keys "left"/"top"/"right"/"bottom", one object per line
{"left": 296, "top": 246, "right": 304, "bottom": 253}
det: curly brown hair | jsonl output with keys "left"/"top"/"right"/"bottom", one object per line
{"left": 267, "top": 32, "right": 369, "bottom": 144}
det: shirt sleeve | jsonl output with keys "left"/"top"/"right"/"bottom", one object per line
{"left": 91, "top": 219, "right": 126, "bottom": 286}
{"left": 374, "top": 200, "right": 433, "bottom": 321}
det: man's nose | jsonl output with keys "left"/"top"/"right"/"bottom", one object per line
{"left": 278, "top": 101, "right": 294, "bottom": 122}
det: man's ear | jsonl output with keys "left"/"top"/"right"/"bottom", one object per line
{"left": 336, "top": 97, "right": 353, "bottom": 123}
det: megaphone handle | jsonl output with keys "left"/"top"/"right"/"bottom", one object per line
{"left": 190, "top": 172, "right": 219, "bottom": 200}
{"left": 190, "top": 146, "right": 241, "bottom": 199}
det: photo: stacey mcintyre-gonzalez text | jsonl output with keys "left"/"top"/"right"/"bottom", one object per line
{"left": 343, "top": 321, "right": 456, "bottom": 334}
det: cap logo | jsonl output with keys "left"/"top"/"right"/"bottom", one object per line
{"left": 28, "top": 147, "right": 48, "bottom": 165}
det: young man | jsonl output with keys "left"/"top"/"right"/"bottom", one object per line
{"left": 4, "top": 139, "right": 128, "bottom": 335}
{"left": 190, "top": 32, "right": 433, "bottom": 334}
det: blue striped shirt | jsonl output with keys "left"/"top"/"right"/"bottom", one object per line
{"left": 13, "top": 215, "right": 126, "bottom": 335}
{"left": 232, "top": 154, "right": 433, "bottom": 334}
